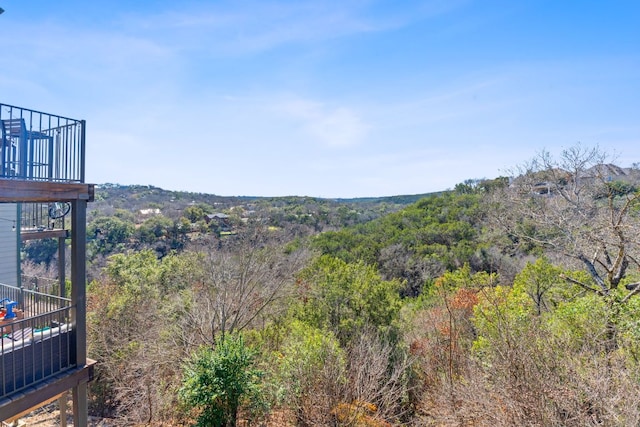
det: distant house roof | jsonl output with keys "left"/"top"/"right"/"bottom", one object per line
{"left": 206, "top": 213, "right": 229, "bottom": 219}
{"left": 139, "top": 208, "right": 161, "bottom": 215}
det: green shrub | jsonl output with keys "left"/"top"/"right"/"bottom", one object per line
{"left": 179, "top": 334, "right": 264, "bottom": 427}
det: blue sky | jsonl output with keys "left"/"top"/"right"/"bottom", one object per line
{"left": 1, "top": 1, "right": 639, "bottom": 198}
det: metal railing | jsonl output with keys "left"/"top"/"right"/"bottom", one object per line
{"left": 21, "top": 275, "right": 64, "bottom": 296}
{"left": 0, "top": 282, "right": 73, "bottom": 397}
{"left": 0, "top": 104, "right": 85, "bottom": 183}
{"left": 20, "top": 202, "right": 71, "bottom": 231}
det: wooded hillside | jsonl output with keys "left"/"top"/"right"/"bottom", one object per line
{"left": 23, "top": 146, "right": 640, "bottom": 426}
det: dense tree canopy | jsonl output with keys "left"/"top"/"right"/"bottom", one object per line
{"left": 77, "top": 146, "right": 640, "bottom": 426}
{"left": 312, "top": 192, "right": 491, "bottom": 296}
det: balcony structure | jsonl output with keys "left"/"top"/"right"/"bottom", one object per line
{"left": 0, "top": 104, "right": 94, "bottom": 425}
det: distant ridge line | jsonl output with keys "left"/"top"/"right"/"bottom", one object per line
{"left": 94, "top": 183, "right": 443, "bottom": 205}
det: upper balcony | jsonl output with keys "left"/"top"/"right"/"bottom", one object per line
{"left": 0, "top": 104, "right": 85, "bottom": 184}
{"left": 0, "top": 103, "right": 92, "bottom": 423}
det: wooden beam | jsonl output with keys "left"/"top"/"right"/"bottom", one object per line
{"left": 21, "top": 229, "right": 69, "bottom": 241}
{"left": 3, "top": 392, "right": 66, "bottom": 423}
{"left": 0, "top": 360, "right": 95, "bottom": 422}
{"left": 0, "top": 180, "right": 94, "bottom": 203}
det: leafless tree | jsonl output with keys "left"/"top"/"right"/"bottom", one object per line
{"left": 177, "top": 226, "right": 311, "bottom": 350}
{"left": 491, "top": 144, "right": 640, "bottom": 350}
{"left": 343, "top": 330, "right": 414, "bottom": 424}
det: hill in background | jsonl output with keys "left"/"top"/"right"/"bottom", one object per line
{"left": 90, "top": 183, "right": 439, "bottom": 231}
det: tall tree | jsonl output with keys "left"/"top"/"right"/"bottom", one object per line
{"left": 178, "top": 226, "right": 310, "bottom": 348}
{"left": 295, "top": 255, "right": 403, "bottom": 346}
{"left": 492, "top": 144, "right": 640, "bottom": 350}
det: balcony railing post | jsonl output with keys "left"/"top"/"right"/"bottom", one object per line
{"left": 58, "top": 235, "right": 66, "bottom": 298}
{"left": 17, "top": 285, "right": 24, "bottom": 311}
{"left": 80, "top": 120, "right": 86, "bottom": 184}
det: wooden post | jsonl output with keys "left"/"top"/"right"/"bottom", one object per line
{"left": 59, "top": 392, "right": 68, "bottom": 427}
{"left": 70, "top": 199, "right": 88, "bottom": 427}
{"left": 72, "top": 383, "right": 87, "bottom": 427}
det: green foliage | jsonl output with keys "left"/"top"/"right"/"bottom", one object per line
{"left": 294, "top": 255, "right": 402, "bottom": 346}
{"left": 137, "top": 214, "right": 174, "bottom": 243}
{"left": 617, "top": 290, "right": 640, "bottom": 361}
{"left": 88, "top": 250, "right": 170, "bottom": 418}
{"left": 473, "top": 260, "right": 602, "bottom": 359}
{"left": 273, "top": 320, "right": 346, "bottom": 425}
{"left": 86, "top": 168, "right": 640, "bottom": 424}
{"left": 179, "top": 334, "right": 264, "bottom": 427}
{"left": 92, "top": 250, "right": 165, "bottom": 350}
{"left": 431, "top": 263, "right": 497, "bottom": 294}
{"left": 277, "top": 320, "right": 345, "bottom": 396}
{"left": 87, "top": 249, "right": 211, "bottom": 419}
{"left": 103, "top": 249, "right": 204, "bottom": 304}
{"left": 23, "top": 238, "right": 58, "bottom": 266}
{"left": 105, "top": 250, "right": 162, "bottom": 291}
{"left": 98, "top": 250, "right": 188, "bottom": 328}
{"left": 157, "top": 251, "right": 206, "bottom": 294}
{"left": 311, "top": 192, "right": 490, "bottom": 296}
{"left": 512, "top": 257, "right": 584, "bottom": 315}
{"left": 112, "top": 208, "right": 136, "bottom": 222}
{"left": 454, "top": 177, "right": 508, "bottom": 194}
{"left": 471, "top": 284, "right": 533, "bottom": 359}
{"left": 88, "top": 215, "right": 135, "bottom": 255}
{"left": 415, "top": 265, "right": 494, "bottom": 382}
{"left": 598, "top": 180, "right": 637, "bottom": 198}
{"left": 312, "top": 229, "right": 375, "bottom": 264}
{"left": 454, "top": 179, "right": 480, "bottom": 194}
{"left": 545, "top": 293, "right": 608, "bottom": 352}
{"left": 183, "top": 204, "right": 212, "bottom": 223}
{"left": 479, "top": 176, "right": 510, "bottom": 192}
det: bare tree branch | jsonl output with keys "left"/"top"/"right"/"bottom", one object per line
{"left": 559, "top": 274, "right": 603, "bottom": 296}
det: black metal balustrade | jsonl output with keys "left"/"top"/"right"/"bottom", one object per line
{"left": 0, "top": 282, "right": 73, "bottom": 397}
{"left": 21, "top": 275, "right": 63, "bottom": 296}
{"left": 0, "top": 104, "right": 85, "bottom": 183}
{"left": 20, "top": 202, "right": 71, "bottom": 231}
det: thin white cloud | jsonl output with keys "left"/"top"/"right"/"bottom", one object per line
{"left": 115, "top": 0, "right": 466, "bottom": 55}
{"left": 118, "top": 2, "right": 371, "bottom": 54}
{"left": 0, "top": 20, "right": 177, "bottom": 104}
{"left": 275, "top": 98, "right": 369, "bottom": 148}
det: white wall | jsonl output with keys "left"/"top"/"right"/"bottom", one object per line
{"left": 0, "top": 203, "right": 18, "bottom": 287}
